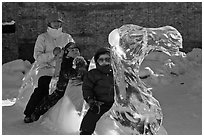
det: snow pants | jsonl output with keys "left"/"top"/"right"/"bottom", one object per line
{"left": 24, "top": 76, "right": 52, "bottom": 116}
{"left": 32, "top": 71, "right": 70, "bottom": 116}
{"left": 80, "top": 103, "right": 113, "bottom": 135}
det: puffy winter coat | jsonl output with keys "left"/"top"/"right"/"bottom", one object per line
{"left": 82, "top": 64, "right": 114, "bottom": 104}
{"left": 33, "top": 32, "right": 74, "bottom": 77}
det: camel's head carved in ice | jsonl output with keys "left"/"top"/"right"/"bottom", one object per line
{"left": 109, "top": 24, "right": 182, "bottom": 72}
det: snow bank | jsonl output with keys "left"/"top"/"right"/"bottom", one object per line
{"left": 2, "top": 59, "right": 32, "bottom": 100}
{"left": 186, "top": 48, "right": 202, "bottom": 64}
{"left": 2, "top": 59, "right": 31, "bottom": 74}
{"left": 140, "top": 48, "right": 202, "bottom": 92}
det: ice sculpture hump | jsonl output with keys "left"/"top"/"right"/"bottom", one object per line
{"left": 147, "top": 26, "right": 182, "bottom": 56}
{"left": 108, "top": 24, "right": 183, "bottom": 134}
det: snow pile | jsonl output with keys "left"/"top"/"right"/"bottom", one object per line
{"left": 2, "top": 59, "right": 32, "bottom": 100}
{"left": 140, "top": 48, "right": 202, "bottom": 91}
{"left": 186, "top": 48, "right": 202, "bottom": 64}
{"left": 2, "top": 59, "right": 31, "bottom": 74}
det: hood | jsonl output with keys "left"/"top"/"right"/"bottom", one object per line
{"left": 94, "top": 47, "right": 112, "bottom": 74}
{"left": 94, "top": 47, "right": 110, "bottom": 63}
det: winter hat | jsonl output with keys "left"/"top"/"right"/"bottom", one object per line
{"left": 46, "top": 12, "right": 63, "bottom": 25}
{"left": 64, "top": 42, "right": 80, "bottom": 53}
{"left": 94, "top": 47, "right": 110, "bottom": 63}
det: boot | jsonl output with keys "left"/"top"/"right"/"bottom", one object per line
{"left": 24, "top": 116, "right": 34, "bottom": 123}
{"left": 30, "top": 112, "right": 41, "bottom": 122}
{"left": 80, "top": 130, "right": 92, "bottom": 135}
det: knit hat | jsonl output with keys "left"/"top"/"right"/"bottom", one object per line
{"left": 64, "top": 42, "right": 80, "bottom": 53}
{"left": 46, "top": 12, "right": 63, "bottom": 24}
{"left": 94, "top": 47, "right": 110, "bottom": 63}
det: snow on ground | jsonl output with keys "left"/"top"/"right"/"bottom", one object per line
{"left": 2, "top": 49, "right": 202, "bottom": 135}
{"left": 139, "top": 49, "right": 202, "bottom": 135}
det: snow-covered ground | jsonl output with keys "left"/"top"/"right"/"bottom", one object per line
{"left": 2, "top": 48, "right": 202, "bottom": 135}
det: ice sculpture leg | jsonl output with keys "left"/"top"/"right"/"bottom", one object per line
{"left": 95, "top": 112, "right": 167, "bottom": 135}
{"left": 106, "top": 24, "right": 183, "bottom": 134}
{"left": 41, "top": 79, "right": 85, "bottom": 134}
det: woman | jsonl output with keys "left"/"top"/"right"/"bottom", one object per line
{"left": 22, "top": 11, "right": 75, "bottom": 123}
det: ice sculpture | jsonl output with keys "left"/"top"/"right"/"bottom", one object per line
{"left": 107, "top": 24, "right": 183, "bottom": 134}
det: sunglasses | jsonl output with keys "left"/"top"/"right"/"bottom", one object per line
{"left": 97, "top": 57, "right": 111, "bottom": 63}
{"left": 68, "top": 48, "right": 79, "bottom": 53}
{"left": 64, "top": 48, "right": 79, "bottom": 54}
{"left": 50, "top": 21, "right": 62, "bottom": 29}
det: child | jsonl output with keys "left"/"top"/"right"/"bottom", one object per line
{"left": 28, "top": 42, "right": 88, "bottom": 123}
{"left": 80, "top": 47, "right": 114, "bottom": 135}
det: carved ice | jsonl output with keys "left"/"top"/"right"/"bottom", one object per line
{"left": 108, "top": 24, "right": 183, "bottom": 134}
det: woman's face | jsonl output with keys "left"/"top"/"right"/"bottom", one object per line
{"left": 97, "top": 54, "right": 111, "bottom": 66}
{"left": 50, "top": 21, "right": 62, "bottom": 29}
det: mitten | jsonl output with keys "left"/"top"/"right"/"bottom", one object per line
{"left": 87, "top": 98, "right": 104, "bottom": 114}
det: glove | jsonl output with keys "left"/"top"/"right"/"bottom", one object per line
{"left": 87, "top": 98, "right": 104, "bottom": 114}
{"left": 77, "top": 67, "right": 87, "bottom": 77}
{"left": 53, "top": 47, "right": 62, "bottom": 56}
{"left": 73, "top": 56, "right": 87, "bottom": 69}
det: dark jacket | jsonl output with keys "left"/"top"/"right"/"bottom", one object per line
{"left": 82, "top": 47, "right": 114, "bottom": 104}
{"left": 56, "top": 56, "right": 88, "bottom": 93}
{"left": 82, "top": 66, "right": 114, "bottom": 103}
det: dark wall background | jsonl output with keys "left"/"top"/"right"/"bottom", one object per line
{"left": 2, "top": 2, "right": 202, "bottom": 64}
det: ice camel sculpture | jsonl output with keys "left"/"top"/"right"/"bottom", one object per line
{"left": 105, "top": 24, "right": 183, "bottom": 134}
